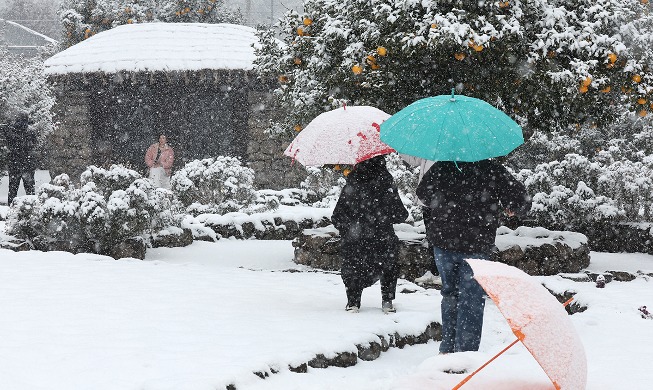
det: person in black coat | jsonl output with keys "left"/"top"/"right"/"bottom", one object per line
{"left": 417, "top": 159, "right": 530, "bottom": 353}
{"left": 5, "top": 113, "right": 37, "bottom": 205}
{"left": 331, "top": 155, "right": 409, "bottom": 313}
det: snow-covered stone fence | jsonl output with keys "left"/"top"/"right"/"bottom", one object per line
{"left": 293, "top": 225, "right": 591, "bottom": 278}
{"left": 197, "top": 209, "right": 332, "bottom": 240}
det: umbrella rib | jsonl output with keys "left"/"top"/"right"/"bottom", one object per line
{"left": 456, "top": 109, "right": 475, "bottom": 161}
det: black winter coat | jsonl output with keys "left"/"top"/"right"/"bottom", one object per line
{"left": 331, "top": 156, "right": 408, "bottom": 245}
{"left": 5, "top": 116, "right": 37, "bottom": 171}
{"left": 417, "top": 160, "right": 531, "bottom": 254}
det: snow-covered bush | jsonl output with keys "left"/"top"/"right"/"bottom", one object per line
{"left": 516, "top": 152, "right": 653, "bottom": 229}
{"left": 0, "top": 48, "right": 55, "bottom": 150}
{"left": 171, "top": 157, "right": 264, "bottom": 215}
{"left": 58, "top": 0, "right": 243, "bottom": 47}
{"left": 300, "top": 166, "right": 344, "bottom": 207}
{"left": 6, "top": 165, "right": 185, "bottom": 256}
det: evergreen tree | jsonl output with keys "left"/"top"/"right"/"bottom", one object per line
{"left": 0, "top": 48, "right": 54, "bottom": 145}
{"left": 59, "top": 0, "right": 243, "bottom": 48}
{"left": 254, "top": 0, "right": 652, "bottom": 139}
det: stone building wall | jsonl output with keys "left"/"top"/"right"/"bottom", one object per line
{"left": 47, "top": 83, "right": 93, "bottom": 181}
{"left": 47, "top": 77, "right": 308, "bottom": 189}
{"left": 247, "top": 90, "right": 307, "bottom": 190}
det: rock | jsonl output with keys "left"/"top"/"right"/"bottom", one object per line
{"left": 357, "top": 341, "right": 382, "bottom": 361}
{"left": 586, "top": 272, "right": 613, "bottom": 284}
{"left": 0, "top": 239, "right": 31, "bottom": 252}
{"left": 607, "top": 270, "right": 637, "bottom": 282}
{"left": 288, "top": 363, "right": 307, "bottom": 373}
{"left": 110, "top": 237, "right": 146, "bottom": 260}
{"left": 151, "top": 228, "right": 193, "bottom": 248}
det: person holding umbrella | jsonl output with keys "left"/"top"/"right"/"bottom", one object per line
{"left": 331, "top": 155, "right": 408, "bottom": 313}
{"left": 380, "top": 90, "right": 531, "bottom": 353}
{"left": 283, "top": 105, "right": 406, "bottom": 313}
{"left": 417, "top": 159, "right": 530, "bottom": 353}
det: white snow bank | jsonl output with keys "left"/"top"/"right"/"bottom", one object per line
{"left": 496, "top": 226, "right": 587, "bottom": 251}
{"left": 44, "top": 23, "right": 261, "bottom": 75}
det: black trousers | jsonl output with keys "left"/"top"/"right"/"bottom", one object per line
{"left": 8, "top": 165, "right": 35, "bottom": 205}
{"left": 340, "top": 236, "right": 399, "bottom": 307}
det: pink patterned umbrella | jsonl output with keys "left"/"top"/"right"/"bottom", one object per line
{"left": 455, "top": 260, "right": 587, "bottom": 390}
{"left": 284, "top": 106, "right": 395, "bottom": 167}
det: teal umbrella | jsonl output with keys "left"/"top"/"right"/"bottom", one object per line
{"left": 380, "top": 91, "right": 524, "bottom": 162}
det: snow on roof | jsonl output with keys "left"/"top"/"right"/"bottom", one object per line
{"left": 6, "top": 20, "right": 58, "bottom": 44}
{"left": 44, "top": 23, "right": 261, "bottom": 75}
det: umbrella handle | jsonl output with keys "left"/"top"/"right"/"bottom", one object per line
{"left": 451, "top": 339, "right": 519, "bottom": 390}
{"left": 451, "top": 298, "right": 575, "bottom": 389}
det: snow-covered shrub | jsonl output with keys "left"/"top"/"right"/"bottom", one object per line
{"left": 516, "top": 152, "right": 653, "bottom": 228}
{"left": 6, "top": 165, "right": 185, "bottom": 256}
{"left": 300, "top": 166, "right": 344, "bottom": 207}
{"left": 171, "top": 157, "right": 259, "bottom": 215}
{"left": 80, "top": 165, "right": 142, "bottom": 196}
{"left": 58, "top": 0, "right": 243, "bottom": 48}
{"left": 0, "top": 47, "right": 54, "bottom": 166}
{"left": 386, "top": 153, "right": 422, "bottom": 222}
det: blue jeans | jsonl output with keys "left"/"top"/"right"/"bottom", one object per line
{"left": 434, "top": 247, "right": 488, "bottom": 353}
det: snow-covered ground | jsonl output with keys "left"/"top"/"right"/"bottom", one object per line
{"left": 1, "top": 172, "right": 651, "bottom": 389}
{"left": 0, "top": 237, "right": 651, "bottom": 389}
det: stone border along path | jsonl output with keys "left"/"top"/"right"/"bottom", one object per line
{"left": 224, "top": 321, "right": 442, "bottom": 390}
{"left": 225, "top": 267, "right": 653, "bottom": 389}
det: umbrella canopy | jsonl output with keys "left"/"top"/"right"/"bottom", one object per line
{"left": 466, "top": 259, "right": 587, "bottom": 390}
{"left": 380, "top": 93, "right": 524, "bottom": 162}
{"left": 284, "top": 106, "right": 394, "bottom": 167}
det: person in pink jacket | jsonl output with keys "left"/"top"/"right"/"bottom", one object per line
{"left": 145, "top": 134, "right": 174, "bottom": 189}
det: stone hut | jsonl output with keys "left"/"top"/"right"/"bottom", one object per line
{"left": 43, "top": 22, "right": 304, "bottom": 188}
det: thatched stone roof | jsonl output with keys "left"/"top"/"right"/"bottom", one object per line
{"left": 45, "top": 23, "right": 262, "bottom": 75}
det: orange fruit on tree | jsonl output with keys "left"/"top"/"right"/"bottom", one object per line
{"left": 303, "top": 17, "right": 313, "bottom": 26}
{"left": 638, "top": 110, "right": 648, "bottom": 117}
{"left": 601, "top": 86, "right": 611, "bottom": 93}
{"left": 294, "top": 57, "right": 302, "bottom": 65}
{"left": 293, "top": 125, "right": 302, "bottom": 132}
{"left": 297, "top": 27, "right": 304, "bottom": 36}
{"left": 352, "top": 64, "right": 363, "bottom": 74}
{"left": 454, "top": 52, "right": 466, "bottom": 61}
{"left": 582, "top": 77, "right": 592, "bottom": 87}
{"left": 377, "top": 46, "right": 387, "bottom": 56}
{"left": 343, "top": 168, "right": 352, "bottom": 176}
{"left": 632, "top": 74, "right": 642, "bottom": 83}
{"left": 334, "top": 165, "right": 341, "bottom": 171}
{"left": 608, "top": 53, "right": 617, "bottom": 63}
{"left": 579, "top": 85, "right": 588, "bottom": 93}
{"left": 366, "top": 55, "right": 376, "bottom": 65}
{"left": 370, "top": 63, "right": 381, "bottom": 70}
{"left": 278, "top": 75, "right": 289, "bottom": 83}
{"left": 638, "top": 98, "right": 647, "bottom": 105}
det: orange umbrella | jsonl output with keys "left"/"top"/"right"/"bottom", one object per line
{"left": 453, "top": 259, "right": 587, "bottom": 390}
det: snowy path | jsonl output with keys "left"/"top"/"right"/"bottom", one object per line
{"left": 0, "top": 241, "right": 439, "bottom": 390}
{"left": 0, "top": 239, "right": 652, "bottom": 389}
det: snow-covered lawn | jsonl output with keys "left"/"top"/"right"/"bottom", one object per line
{"left": 0, "top": 237, "right": 651, "bottom": 389}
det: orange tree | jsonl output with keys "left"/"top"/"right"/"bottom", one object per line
{"left": 254, "top": 0, "right": 652, "bottom": 144}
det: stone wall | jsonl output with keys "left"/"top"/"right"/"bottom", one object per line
{"left": 246, "top": 90, "right": 307, "bottom": 190}
{"left": 293, "top": 226, "right": 591, "bottom": 279}
{"left": 48, "top": 77, "right": 307, "bottom": 190}
{"left": 47, "top": 83, "right": 93, "bottom": 181}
